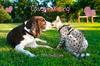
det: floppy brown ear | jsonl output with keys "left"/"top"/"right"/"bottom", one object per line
{"left": 34, "top": 19, "right": 40, "bottom": 37}
{"left": 30, "top": 16, "right": 40, "bottom": 37}
{"left": 25, "top": 16, "right": 40, "bottom": 37}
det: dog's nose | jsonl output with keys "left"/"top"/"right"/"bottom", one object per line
{"left": 43, "top": 21, "right": 46, "bottom": 25}
{"left": 51, "top": 24, "right": 54, "bottom": 26}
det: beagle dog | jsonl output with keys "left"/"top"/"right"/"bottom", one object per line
{"left": 7, "top": 16, "right": 52, "bottom": 57}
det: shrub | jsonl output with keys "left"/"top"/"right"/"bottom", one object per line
{"left": 0, "top": 6, "right": 12, "bottom": 23}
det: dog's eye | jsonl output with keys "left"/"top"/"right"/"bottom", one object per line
{"left": 40, "top": 19, "right": 45, "bottom": 22}
{"left": 41, "top": 19, "right": 45, "bottom": 22}
{"left": 51, "top": 24, "right": 54, "bottom": 26}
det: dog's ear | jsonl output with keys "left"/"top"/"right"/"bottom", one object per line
{"left": 34, "top": 18, "right": 41, "bottom": 37}
{"left": 34, "top": 16, "right": 46, "bottom": 37}
{"left": 31, "top": 16, "right": 41, "bottom": 37}
{"left": 25, "top": 16, "right": 40, "bottom": 37}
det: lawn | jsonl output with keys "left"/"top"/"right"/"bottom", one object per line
{"left": 0, "top": 23, "right": 100, "bottom": 66}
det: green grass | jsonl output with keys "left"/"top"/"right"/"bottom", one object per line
{"left": 0, "top": 23, "right": 100, "bottom": 66}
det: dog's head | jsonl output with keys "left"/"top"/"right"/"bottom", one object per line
{"left": 42, "top": 21, "right": 53, "bottom": 31}
{"left": 51, "top": 16, "right": 62, "bottom": 28}
{"left": 24, "top": 16, "right": 46, "bottom": 37}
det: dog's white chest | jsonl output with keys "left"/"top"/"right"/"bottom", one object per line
{"left": 23, "top": 33, "right": 35, "bottom": 43}
{"left": 21, "top": 33, "right": 38, "bottom": 48}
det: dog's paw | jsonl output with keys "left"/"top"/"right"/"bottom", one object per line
{"left": 49, "top": 47, "right": 54, "bottom": 49}
{"left": 78, "top": 53, "right": 90, "bottom": 58}
{"left": 29, "top": 54, "right": 36, "bottom": 57}
{"left": 42, "top": 40, "right": 47, "bottom": 44}
{"left": 80, "top": 53, "right": 85, "bottom": 58}
{"left": 86, "top": 53, "right": 90, "bottom": 56}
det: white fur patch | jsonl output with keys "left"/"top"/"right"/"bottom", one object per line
{"left": 24, "top": 21, "right": 28, "bottom": 25}
{"left": 23, "top": 33, "right": 38, "bottom": 48}
{"left": 15, "top": 33, "right": 38, "bottom": 57}
{"left": 15, "top": 44, "right": 36, "bottom": 57}
{"left": 15, "top": 32, "right": 52, "bottom": 57}
{"left": 24, "top": 27, "right": 30, "bottom": 33}
{"left": 24, "top": 21, "right": 31, "bottom": 33}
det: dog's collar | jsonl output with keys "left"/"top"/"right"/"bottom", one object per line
{"left": 24, "top": 27, "right": 34, "bottom": 36}
{"left": 24, "top": 21, "right": 34, "bottom": 36}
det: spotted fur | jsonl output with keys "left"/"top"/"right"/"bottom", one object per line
{"left": 52, "top": 16, "right": 90, "bottom": 58}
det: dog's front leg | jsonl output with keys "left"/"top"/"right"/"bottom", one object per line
{"left": 37, "top": 45, "right": 53, "bottom": 49}
{"left": 26, "top": 38, "right": 53, "bottom": 49}
{"left": 35, "top": 38, "right": 47, "bottom": 44}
